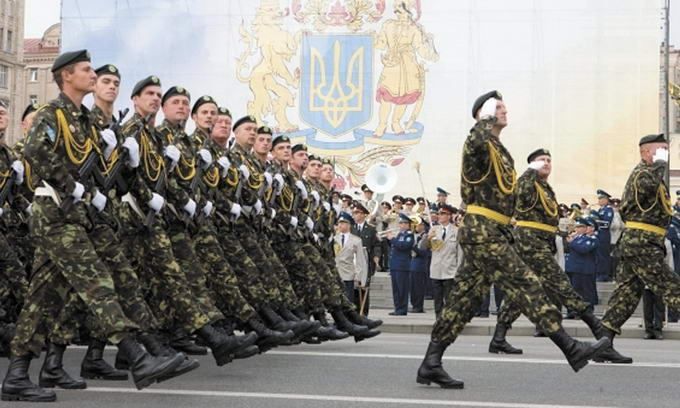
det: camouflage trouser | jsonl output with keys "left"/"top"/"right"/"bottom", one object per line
{"left": 166, "top": 220, "right": 224, "bottom": 325}
{"left": 259, "top": 230, "right": 302, "bottom": 310}
{"left": 233, "top": 220, "right": 283, "bottom": 306}
{"left": 318, "top": 241, "right": 357, "bottom": 311}
{"left": 602, "top": 230, "right": 680, "bottom": 334}
{"left": 431, "top": 238, "right": 563, "bottom": 344}
{"left": 0, "top": 231, "right": 27, "bottom": 304}
{"left": 300, "top": 241, "right": 349, "bottom": 310}
{"left": 270, "top": 232, "right": 326, "bottom": 315}
{"left": 118, "top": 204, "right": 211, "bottom": 334}
{"left": 193, "top": 221, "right": 257, "bottom": 323}
{"left": 498, "top": 228, "right": 589, "bottom": 326}
{"left": 215, "top": 222, "right": 270, "bottom": 310}
{"left": 11, "top": 198, "right": 138, "bottom": 357}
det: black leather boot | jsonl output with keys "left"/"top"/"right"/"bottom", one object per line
{"left": 80, "top": 339, "right": 128, "bottom": 381}
{"left": 345, "top": 308, "right": 383, "bottom": 329}
{"left": 247, "top": 317, "right": 294, "bottom": 352}
{"left": 260, "top": 306, "right": 309, "bottom": 336}
{"left": 117, "top": 335, "right": 184, "bottom": 390}
{"left": 330, "top": 309, "right": 369, "bottom": 336}
{"left": 2, "top": 355, "right": 56, "bottom": 402}
{"left": 138, "top": 333, "right": 200, "bottom": 383}
{"left": 196, "top": 324, "right": 258, "bottom": 366}
{"left": 549, "top": 328, "right": 611, "bottom": 372}
{"left": 169, "top": 328, "right": 208, "bottom": 355}
{"left": 488, "top": 323, "right": 523, "bottom": 354}
{"left": 592, "top": 326, "right": 633, "bottom": 364}
{"left": 39, "top": 343, "right": 87, "bottom": 389}
{"left": 579, "top": 309, "right": 603, "bottom": 337}
{"left": 416, "top": 341, "right": 464, "bottom": 389}
{"left": 354, "top": 329, "right": 381, "bottom": 343}
{"left": 313, "top": 312, "right": 350, "bottom": 341}
{"left": 279, "top": 307, "right": 320, "bottom": 338}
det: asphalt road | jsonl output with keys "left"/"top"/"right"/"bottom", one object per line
{"left": 0, "top": 333, "right": 678, "bottom": 408}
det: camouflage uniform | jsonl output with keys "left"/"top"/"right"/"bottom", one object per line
{"left": 431, "top": 117, "right": 563, "bottom": 344}
{"left": 12, "top": 93, "right": 138, "bottom": 357}
{"left": 602, "top": 160, "right": 680, "bottom": 333}
{"left": 497, "top": 168, "right": 591, "bottom": 325}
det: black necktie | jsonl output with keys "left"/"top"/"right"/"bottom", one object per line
{"left": 442, "top": 227, "right": 447, "bottom": 240}
{"left": 341, "top": 234, "right": 345, "bottom": 247}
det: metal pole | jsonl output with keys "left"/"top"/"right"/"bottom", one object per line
{"left": 665, "top": 0, "right": 671, "bottom": 187}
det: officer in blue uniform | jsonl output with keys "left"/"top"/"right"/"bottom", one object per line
{"left": 566, "top": 217, "right": 599, "bottom": 311}
{"left": 595, "top": 189, "right": 614, "bottom": 282}
{"left": 410, "top": 216, "right": 431, "bottom": 313}
{"left": 388, "top": 213, "right": 414, "bottom": 316}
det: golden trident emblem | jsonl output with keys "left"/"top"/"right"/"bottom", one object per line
{"left": 309, "top": 40, "right": 365, "bottom": 129}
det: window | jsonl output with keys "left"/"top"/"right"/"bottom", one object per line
{"left": 5, "top": 30, "right": 12, "bottom": 52}
{"left": 29, "top": 68, "right": 37, "bottom": 82}
{"left": 0, "top": 65, "right": 9, "bottom": 88}
{"left": 29, "top": 95, "right": 37, "bottom": 105}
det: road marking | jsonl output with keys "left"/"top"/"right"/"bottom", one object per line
{"left": 85, "top": 387, "right": 620, "bottom": 408}
{"left": 266, "top": 350, "right": 680, "bottom": 369}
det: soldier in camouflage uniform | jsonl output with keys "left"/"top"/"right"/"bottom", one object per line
{"left": 116, "top": 76, "right": 256, "bottom": 369}
{"left": 2, "top": 50, "right": 188, "bottom": 402}
{"left": 598, "top": 134, "right": 680, "bottom": 362}
{"left": 416, "top": 90, "right": 610, "bottom": 389}
{"left": 489, "top": 149, "right": 618, "bottom": 359}
{"left": 192, "top": 108, "right": 293, "bottom": 351}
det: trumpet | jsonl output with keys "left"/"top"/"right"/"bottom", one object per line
{"left": 377, "top": 228, "right": 400, "bottom": 238}
{"left": 377, "top": 214, "right": 421, "bottom": 237}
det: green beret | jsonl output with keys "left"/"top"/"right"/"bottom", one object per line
{"left": 308, "top": 154, "right": 322, "bottom": 163}
{"left": 472, "top": 90, "right": 502, "bottom": 119}
{"left": 233, "top": 115, "right": 257, "bottom": 131}
{"left": 94, "top": 64, "right": 120, "bottom": 79}
{"left": 22, "top": 103, "right": 40, "bottom": 120}
{"left": 131, "top": 75, "right": 161, "bottom": 98}
{"left": 162, "top": 86, "right": 191, "bottom": 106}
{"left": 638, "top": 133, "right": 667, "bottom": 146}
{"left": 52, "top": 49, "right": 90, "bottom": 73}
{"left": 321, "top": 158, "right": 333, "bottom": 166}
{"left": 191, "top": 95, "right": 217, "bottom": 115}
{"left": 271, "top": 134, "right": 290, "bottom": 150}
{"left": 257, "top": 126, "right": 272, "bottom": 135}
{"left": 217, "top": 107, "right": 231, "bottom": 117}
{"left": 291, "top": 144, "right": 307, "bottom": 154}
{"left": 527, "top": 148, "right": 550, "bottom": 163}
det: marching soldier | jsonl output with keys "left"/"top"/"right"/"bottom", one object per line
{"left": 598, "top": 134, "right": 680, "bottom": 362}
{"left": 2, "top": 51, "right": 187, "bottom": 402}
{"left": 417, "top": 90, "right": 609, "bottom": 389}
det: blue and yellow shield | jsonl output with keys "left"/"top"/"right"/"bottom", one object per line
{"left": 300, "top": 33, "right": 373, "bottom": 137}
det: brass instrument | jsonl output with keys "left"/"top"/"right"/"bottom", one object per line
{"left": 428, "top": 224, "right": 445, "bottom": 251}
{"left": 377, "top": 214, "right": 421, "bottom": 237}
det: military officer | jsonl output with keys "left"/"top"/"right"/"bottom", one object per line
{"left": 435, "top": 187, "right": 449, "bottom": 209}
{"left": 595, "top": 189, "right": 614, "bottom": 282}
{"left": 335, "top": 212, "right": 368, "bottom": 303}
{"left": 410, "top": 216, "right": 431, "bottom": 313}
{"left": 388, "top": 213, "right": 414, "bottom": 316}
{"left": 351, "top": 203, "right": 381, "bottom": 315}
{"left": 599, "top": 134, "right": 680, "bottom": 362}
{"left": 417, "top": 90, "right": 609, "bottom": 389}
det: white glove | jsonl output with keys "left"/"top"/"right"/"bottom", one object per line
{"left": 263, "top": 172, "right": 273, "bottom": 188}
{"left": 122, "top": 137, "right": 140, "bottom": 168}
{"left": 183, "top": 198, "right": 197, "bottom": 218}
{"left": 197, "top": 149, "right": 212, "bottom": 169}
{"left": 230, "top": 203, "right": 242, "bottom": 219}
{"left": 217, "top": 156, "right": 231, "bottom": 177}
{"left": 164, "top": 145, "right": 181, "bottom": 165}
{"left": 239, "top": 164, "right": 250, "bottom": 179}
{"left": 653, "top": 147, "right": 669, "bottom": 163}
{"left": 147, "top": 192, "right": 165, "bottom": 213}
{"left": 0, "top": 207, "right": 3, "bottom": 217}
{"left": 273, "top": 172, "right": 284, "bottom": 188}
{"left": 310, "top": 190, "right": 320, "bottom": 206}
{"left": 528, "top": 160, "right": 545, "bottom": 171}
{"left": 71, "top": 182, "right": 85, "bottom": 202}
{"left": 254, "top": 199, "right": 263, "bottom": 214}
{"left": 479, "top": 97, "right": 498, "bottom": 119}
{"left": 25, "top": 203, "right": 32, "bottom": 216}
{"left": 295, "top": 180, "right": 308, "bottom": 199}
{"left": 91, "top": 189, "right": 107, "bottom": 212}
{"left": 10, "top": 160, "right": 24, "bottom": 185}
{"left": 270, "top": 208, "right": 276, "bottom": 219}
{"left": 322, "top": 202, "right": 331, "bottom": 212}
{"left": 305, "top": 217, "right": 314, "bottom": 231}
{"left": 312, "top": 233, "right": 319, "bottom": 243}
{"left": 101, "top": 129, "right": 117, "bottom": 160}
{"left": 290, "top": 216, "right": 298, "bottom": 228}
{"left": 202, "top": 200, "right": 213, "bottom": 217}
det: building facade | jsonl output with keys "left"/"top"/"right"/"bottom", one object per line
{"left": 0, "top": 0, "right": 25, "bottom": 145}
{"left": 19, "top": 21, "right": 58, "bottom": 145}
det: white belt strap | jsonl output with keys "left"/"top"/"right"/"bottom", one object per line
{"left": 121, "top": 193, "right": 145, "bottom": 219}
{"left": 34, "top": 181, "right": 62, "bottom": 206}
